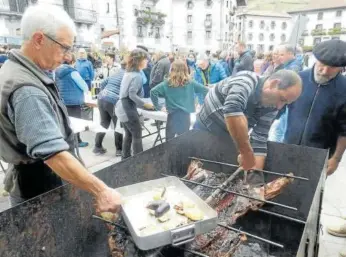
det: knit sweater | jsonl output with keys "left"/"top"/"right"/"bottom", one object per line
{"left": 98, "top": 68, "right": 125, "bottom": 105}
{"left": 150, "top": 80, "right": 208, "bottom": 114}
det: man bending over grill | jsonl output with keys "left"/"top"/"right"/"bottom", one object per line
{"left": 0, "top": 5, "right": 122, "bottom": 212}
{"left": 195, "top": 70, "right": 302, "bottom": 170}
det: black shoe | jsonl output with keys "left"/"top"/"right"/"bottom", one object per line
{"left": 116, "top": 149, "right": 122, "bottom": 157}
{"left": 93, "top": 147, "right": 107, "bottom": 155}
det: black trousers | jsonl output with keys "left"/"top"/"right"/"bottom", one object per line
{"left": 66, "top": 105, "right": 83, "bottom": 143}
{"left": 166, "top": 109, "right": 190, "bottom": 141}
{"left": 94, "top": 99, "right": 123, "bottom": 150}
{"left": 121, "top": 98, "right": 143, "bottom": 159}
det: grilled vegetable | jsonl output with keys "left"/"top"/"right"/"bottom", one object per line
{"left": 158, "top": 214, "right": 170, "bottom": 223}
{"left": 155, "top": 202, "right": 170, "bottom": 218}
{"left": 100, "top": 212, "right": 116, "bottom": 222}
{"left": 184, "top": 208, "right": 204, "bottom": 221}
{"left": 153, "top": 188, "right": 167, "bottom": 200}
{"left": 146, "top": 200, "right": 165, "bottom": 210}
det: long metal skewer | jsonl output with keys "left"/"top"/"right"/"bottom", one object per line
{"left": 161, "top": 174, "right": 297, "bottom": 211}
{"left": 92, "top": 215, "right": 128, "bottom": 230}
{"left": 217, "top": 223, "right": 284, "bottom": 248}
{"left": 175, "top": 247, "right": 210, "bottom": 257}
{"left": 189, "top": 157, "right": 309, "bottom": 181}
{"left": 257, "top": 209, "right": 306, "bottom": 224}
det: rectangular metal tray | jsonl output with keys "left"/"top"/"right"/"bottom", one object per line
{"left": 116, "top": 176, "right": 218, "bottom": 250}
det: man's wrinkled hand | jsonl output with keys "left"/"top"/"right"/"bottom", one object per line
{"left": 327, "top": 157, "right": 340, "bottom": 176}
{"left": 238, "top": 151, "right": 256, "bottom": 171}
{"left": 143, "top": 103, "right": 155, "bottom": 110}
{"left": 95, "top": 187, "right": 123, "bottom": 213}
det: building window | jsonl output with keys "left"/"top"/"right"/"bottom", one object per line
{"left": 106, "top": 2, "right": 110, "bottom": 13}
{"left": 317, "top": 12, "right": 323, "bottom": 20}
{"left": 249, "top": 20, "right": 253, "bottom": 28}
{"left": 260, "top": 20, "right": 265, "bottom": 29}
{"left": 206, "top": 0, "right": 212, "bottom": 7}
{"left": 282, "top": 22, "right": 287, "bottom": 30}
{"left": 336, "top": 10, "right": 342, "bottom": 17}
{"left": 299, "top": 38, "right": 304, "bottom": 46}
{"left": 269, "top": 45, "right": 274, "bottom": 51}
{"left": 188, "top": 31, "right": 192, "bottom": 39}
{"left": 206, "top": 14, "right": 212, "bottom": 21}
{"left": 206, "top": 30, "right": 211, "bottom": 39}
{"left": 137, "top": 26, "right": 143, "bottom": 36}
{"left": 226, "top": 1, "right": 229, "bottom": 8}
{"left": 257, "top": 44, "right": 264, "bottom": 53}
{"left": 187, "top": 15, "right": 192, "bottom": 23}
{"left": 226, "top": 15, "right": 228, "bottom": 24}
{"left": 259, "top": 33, "right": 264, "bottom": 41}
{"left": 247, "top": 44, "right": 253, "bottom": 50}
{"left": 314, "top": 37, "right": 321, "bottom": 45}
{"left": 281, "top": 34, "right": 286, "bottom": 42}
{"left": 155, "top": 27, "right": 160, "bottom": 34}
{"left": 239, "top": 22, "right": 241, "bottom": 30}
{"left": 271, "top": 21, "right": 276, "bottom": 29}
{"left": 248, "top": 33, "right": 253, "bottom": 41}
{"left": 332, "top": 36, "right": 340, "bottom": 40}
{"left": 146, "top": 7, "right": 151, "bottom": 12}
{"left": 315, "top": 24, "right": 323, "bottom": 29}
{"left": 334, "top": 23, "right": 341, "bottom": 29}
{"left": 269, "top": 33, "right": 275, "bottom": 41}
{"left": 187, "top": 1, "right": 193, "bottom": 9}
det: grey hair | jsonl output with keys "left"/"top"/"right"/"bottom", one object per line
{"left": 197, "top": 52, "right": 209, "bottom": 61}
{"left": 295, "top": 45, "right": 303, "bottom": 55}
{"left": 280, "top": 44, "right": 295, "bottom": 55}
{"left": 269, "top": 70, "right": 302, "bottom": 90}
{"left": 219, "top": 51, "right": 228, "bottom": 59}
{"left": 21, "top": 4, "right": 76, "bottom": 41}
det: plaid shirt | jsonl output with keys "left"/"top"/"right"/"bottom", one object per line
{"left": 197, "top": 71, "right": 278, "bottom": 156}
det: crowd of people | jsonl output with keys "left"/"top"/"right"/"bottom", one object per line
{"left": 1, "top": 5, "right": 346, "bottom": 256}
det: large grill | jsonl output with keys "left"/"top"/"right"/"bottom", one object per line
{"left": 0, "top": 130, "right": 327, "bottom": 257}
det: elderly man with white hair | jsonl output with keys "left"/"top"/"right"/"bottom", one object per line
{"left": 0, "top": 5, "right": 122, "bottom": 212}
{"left": 194, "top": 52, "right": 227, "bottom": 104}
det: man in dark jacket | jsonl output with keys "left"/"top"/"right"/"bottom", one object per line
{"left": 270, "top": 40, "right": 346, "bottom": 177}
{"left": 149, "top": 51, "right": 171, "bottom": 89}
{"left": 232, "top": 41, "right": 254, "bottom": 75}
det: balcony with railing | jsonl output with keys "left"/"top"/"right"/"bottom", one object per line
{"left": 328, "top": 27, "right": 346, "bottom": 35}
{"left": 311, "top": 29, "right": 327, "bottom": 36}
{"left": 134, "top": 9, "right": 166, "bottom": 27}
{"left": 64, "top": 4, "right": 97, "bottom": 24}
{"left": 302, "top": 30, "right": 309, "bottom": 36}
{"left": 0, "top": 0, "right": 30, "bottom": 15}
{"left": 204, "top": 19, "right": 212, "bottom": 28}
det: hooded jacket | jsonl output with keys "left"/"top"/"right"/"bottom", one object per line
{"left": 55, "top": 64, "right": 87, "bottom": 106}
{"left": 75, "top": 58, "right": 94, "bottom": 82}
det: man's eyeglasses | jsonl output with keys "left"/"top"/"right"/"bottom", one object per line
{"left": 43, "top": 33, "right": 74, "bottom": 55}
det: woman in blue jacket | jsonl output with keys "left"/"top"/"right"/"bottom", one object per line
{"left": 55, "top": 54, "right": 89, "bottom": 147}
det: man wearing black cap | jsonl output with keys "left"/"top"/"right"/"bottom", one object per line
{"left": 271, "top": 40, "right": 346, "bottom": 177}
